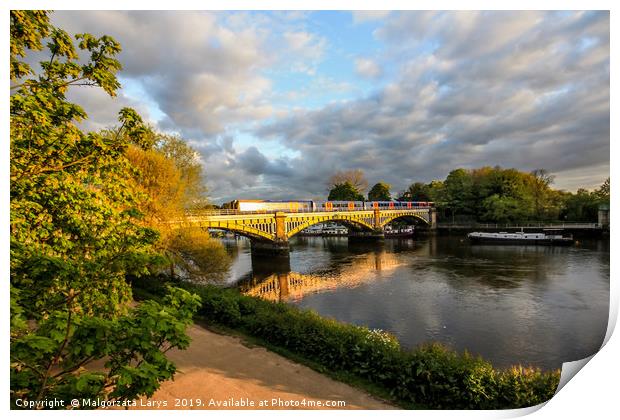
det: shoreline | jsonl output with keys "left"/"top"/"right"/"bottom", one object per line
{"left": 130, "top": 323, "right": 395, "bottom": 410}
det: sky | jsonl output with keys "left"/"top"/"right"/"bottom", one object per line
{"left": 49, "top": 10, "right": 610, "bottom": 203}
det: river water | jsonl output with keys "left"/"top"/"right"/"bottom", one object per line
{"left": 220, "top": 234, "right": 609, "bottom": 370}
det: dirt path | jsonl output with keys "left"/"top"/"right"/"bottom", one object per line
{"left": 133, "top": 324, "right": 395, "bottom": 410}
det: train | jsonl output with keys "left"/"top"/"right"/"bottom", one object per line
{"left": 226, "top": 199, "right": 433, "bottom": 212}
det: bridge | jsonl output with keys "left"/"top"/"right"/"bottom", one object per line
{"left": 175, "top": 206, "right": 436, "bottom": 256}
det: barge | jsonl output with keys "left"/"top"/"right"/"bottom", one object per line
{"left": 467, "top": 230, "right": 574, "bottom": 245}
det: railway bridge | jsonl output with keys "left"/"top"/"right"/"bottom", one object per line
{"left": 175, "top": 206, "right": 436, "bottom": 256}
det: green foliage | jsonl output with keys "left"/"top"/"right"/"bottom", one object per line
{"left": 155, "top": 134, "right": 208, "bottom": 209}
{"left": 124, "top": 137, "right": 229, "bottom": 283}
{"left": 400, "top": 182, "right": 430, "bottom": 201}
{"left": 328, "top": 182, "right": 365, "bottom": 201}
{"left": 368, "top": 182, "right": 392, "bottom": 201}
{"left": 404, "top": 166, "right": 609, "bottom": 223}
{"left": 137, "top": 280, "right": 560, "bottom": 409}
{"left": 559, "top": 189, "right": 600, "bottom": 222}
{"left": 10, "top": 10, "right": 200, "bottom": 406}
{"left": 480, "top": 195, "right": 528, "bottom": 224}
{"left": 167, "top": 228, "right": 232, "bottom": 283}
{"left": 11, "top": 10, "right": 158, "bottom": 318}
{"left": 594, "top": 178, "right": 610, "bottom": 203}
{"left": 11, "top": 286, "right": 201, "bottom": 408}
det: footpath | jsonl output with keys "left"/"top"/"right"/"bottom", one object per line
{"left": 133, "top": 323, "right": 394, "bottom": 410}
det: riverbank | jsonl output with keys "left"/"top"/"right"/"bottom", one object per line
{"left": 131, "top": 323, "right": 393, "bottom": 410}
{"left": 132, "top": 277, "right": 560, "bottom": 409}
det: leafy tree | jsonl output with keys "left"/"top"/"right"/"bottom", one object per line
{"left": 10, "top": 10, "right": 200, "bottom": 407}
{"left": 126, "top": 145, "right": 185, "bottom": 225}
{"left": 594, "top": 177, "right": 610, "bottom": 203}
{"left": 328, "top": 169, "right": 368, "bottom": 194}
{"left": 480, "top": 195, "right": 528, "bottom": 223}
{"left": 528, "top": 169, "right": 555, "bottom": 220}
{"left": 328, "top": 182, "right": 365, "bottom": 201}
{"left": 155, "top": 134, "right": 208, "bottom": 209}
{"left": 559, "top": 189, "right": 600, "bottom": 222}
{"left": 167, "top": 229, "right": 232, "bottom": 283}
{"left": 368, "top": 182, "right": 392, "bottom": 201}
{"left": 443, "top": 169, "right": 476, "bottom": 219}
{"left": 400, "top": 182, "right": 430, "bottom": 201}
{"left": 125, "top": 139, "right": 231, "bottom": 282}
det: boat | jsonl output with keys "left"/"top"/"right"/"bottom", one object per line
{"left": 467, "top": 229, "right": 574, "bottom": 245}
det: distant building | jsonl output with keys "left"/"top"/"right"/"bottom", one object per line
{"left": 598, "top": 203, "right": 610, "bottom": 227}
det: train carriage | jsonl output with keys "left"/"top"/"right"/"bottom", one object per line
{"left": 230, "top": 199, "right": 433, "bottom": 213}
{"left": 232, "top": 200, "right": 313, "bottom": 212}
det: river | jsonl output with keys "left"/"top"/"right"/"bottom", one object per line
{"left": 219, "top": 234, "right": 609, "bottom": 371}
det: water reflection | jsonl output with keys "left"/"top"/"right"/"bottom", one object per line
{"left": 237, "top": 249, "right": 405, "bottom": 302}
{"left": 222, "top": 235, "right": 609, "bottom": 370}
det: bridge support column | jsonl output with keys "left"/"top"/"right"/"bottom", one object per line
{"left": 430, "top": 208, "right": 437, "bottom": 230}
{"left": 373, "top": 208, "right": 381, "bottom": 230}
{"left": 347, "top": 209, "right": 386, "bottom": 241}
{"left": 250, "top": 240, "right": 290, "bottom": 257}
{"left": 249, "top": 211, "right": 291, "bottom": 258}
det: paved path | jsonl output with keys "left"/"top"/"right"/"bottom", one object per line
{"left": 134, "top": 324, "right": 394, "bottom": 410}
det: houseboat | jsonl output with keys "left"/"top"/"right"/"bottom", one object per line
{"left": 467, "top": 230, "right": 574, "bottom": 245}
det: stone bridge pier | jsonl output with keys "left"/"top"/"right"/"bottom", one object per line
{"left": 250, "top": 212, "right": 290, "bottom": 257}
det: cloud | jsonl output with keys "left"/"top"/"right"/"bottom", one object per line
{"left": 255, "top": 11, "right": 609, "bottom": 196}
{"left": 51, "top": 11, "right": 278, "bottom": 139}
{"left": 282, "top": 31, "right": 327, "bottom": 75}
{"left": 355, "top": 58, "right": 383, "bottom": 79}
{"left": 43, "top": 11, "right": 609, "bottom": 202}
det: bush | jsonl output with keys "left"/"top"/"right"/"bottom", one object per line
{"left": 135, "top": 279, "right": 560, "bottom": 409}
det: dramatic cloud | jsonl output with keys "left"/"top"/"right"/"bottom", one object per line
{"left": 52, "top": 11, "right": 276, "bottom": 138}
{"left": 48, "top": 11, "right": 609, "bottom": 202}
{"left": 256, "top": 11, "right": 610, "bottom": 198}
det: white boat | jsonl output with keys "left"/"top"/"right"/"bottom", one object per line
{"left": 467, "top": 230, "right": 573, "bottom": 245}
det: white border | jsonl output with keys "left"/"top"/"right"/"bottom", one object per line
{"left": 2, "top": 1, "right": 616, "bottom": 420}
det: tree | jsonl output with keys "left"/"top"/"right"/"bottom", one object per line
{"left": 328, "top": 182, "right": 365, "bottom": 201}
{"left": 594, "top": 177, "right": 610, "bottom": 203}
{"left": 560, "top": 189, "right": 599, "bottom": 222}
{"left": 400, "top": 182, "right": 430, "bottom": 201}
{"left": 10, "top": 11, "right": 200, "bottom": 407}
{"left": 530, "top": 169, "right": 555, "bottom": 220}
{"left": 443, "top": 169, "right": 475, "bottom": 219}
{"left": 328, "top": 169, "right": 368, "bottom": 194}
{"left": 125, "top": 138, "right": 231, "bottom": 282}
{"left": 368, "top": 182, "right": 392, "bottom": 201}
{"left": 155, "top": 134, "right": 208, "bottom": 209}
{"left": 126, "top": 145, "right": 185, "bottom": 225}
{"left": 480, "top": 195, "right": 528, "bottom": 223}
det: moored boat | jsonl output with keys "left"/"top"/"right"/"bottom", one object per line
{"left": 467, "top": 230, "right": 574, "bottom": 245}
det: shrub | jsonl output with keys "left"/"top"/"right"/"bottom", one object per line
{"left": 134, "top": 279, "right": 560, "bottom": 409}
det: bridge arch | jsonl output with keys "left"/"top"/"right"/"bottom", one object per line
{"left": 286, "top": 217, "right": 374, "bottom": 239}
{"left": 202, "top": 223, "right": 275, "bottom": 242}
{"left": 380, "top": 213, "right": 431, "bottom": 228}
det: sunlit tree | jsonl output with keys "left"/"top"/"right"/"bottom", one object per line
{"left": 10, "top": 10, "right": 200, "bottom": 407}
